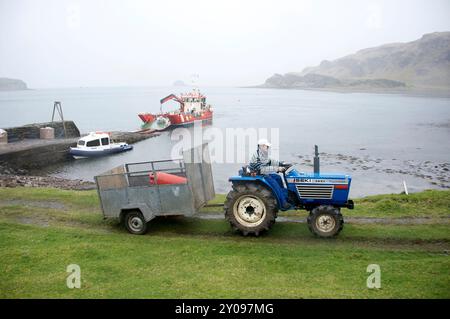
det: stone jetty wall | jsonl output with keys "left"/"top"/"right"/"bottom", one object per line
{"left": 0, "top": 139, "right": 78, "bottom": 171}
{"left": 3, "top": 121, "right": 80, "bottom": 142}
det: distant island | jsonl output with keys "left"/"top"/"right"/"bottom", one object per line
{"left": 173, "top": 80, "right": 187, "bottom": 87}
{"left": 0, "top": 78, "right": 28, "bottom": 91}
{"left": 259, "top": 32, "right": 450, "bottom": 94}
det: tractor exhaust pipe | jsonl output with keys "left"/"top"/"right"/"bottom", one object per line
{"left": 314, "top": 145, "right": 320, "bottom": 174}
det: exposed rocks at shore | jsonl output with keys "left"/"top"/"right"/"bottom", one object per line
{"left": 418, "top": 121, "right": 450, "bottom": 129}
{"left": 297, "top": 152, "right": 450, "bottom": 189}
{"left": 0, "top": 162, "right": 28, "bottom": 175}
{"left": 0, "top": 174, "right": 96, "bottom": 190}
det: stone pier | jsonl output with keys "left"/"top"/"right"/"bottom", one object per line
{"left": 0, "top": 121, "right": 159, "bottom": 172}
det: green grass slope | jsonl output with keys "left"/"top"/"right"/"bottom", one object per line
{"left": 0, "top": 187, "right": 449, "bottom": 298}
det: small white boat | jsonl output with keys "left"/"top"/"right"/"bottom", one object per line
{"left": 149, "top": 116, "right": 171, "bottom": 131}
{"left": 70, "top": 132, "right": 133, "bottom": 159}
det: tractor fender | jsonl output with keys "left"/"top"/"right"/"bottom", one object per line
{"left": 120, "top": 203, "right": 156, "bottom": 223}
{"left": 228, "top": 176, "right": 284, "bottom": 209}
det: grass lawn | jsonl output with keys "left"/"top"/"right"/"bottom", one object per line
{"left": 0, "top": 187, "right": 449, "bottom": 298}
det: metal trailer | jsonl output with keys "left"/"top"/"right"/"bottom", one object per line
{"left": 94, "top": 144, "right": 215, "bottom": 234}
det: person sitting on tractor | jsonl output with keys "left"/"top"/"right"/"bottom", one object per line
{"left": 247, "top": 139, "right": 291, "bottom": 209}
{"left": 249, "top": 139, "right": 286, "bottom": 175}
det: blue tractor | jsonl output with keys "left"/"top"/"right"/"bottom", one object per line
{"left": 224, "top": 146, "right": 354, "bottom": 237}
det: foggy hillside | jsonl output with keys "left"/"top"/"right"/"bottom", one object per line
{"left": 263, "top": 32, "right": 450, "bottom": 91}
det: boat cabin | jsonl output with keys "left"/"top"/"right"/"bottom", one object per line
{"left": 77, "top": 132, "right": 111, "bottom": 148}
{"left": 180, "top": 90, "right": 207, "bottom": 113}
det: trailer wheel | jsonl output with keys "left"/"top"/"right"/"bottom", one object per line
{"left": 224, "top": 183, "right": 277, "bottom": 236}
{"left": 307, "top": 205, "right": 343, "bottom": 238}
{"left": 124, "top": 211, "right": 148, "bottom": 235}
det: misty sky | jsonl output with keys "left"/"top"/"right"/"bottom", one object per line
{"left": 1, "top": 0, "right": 450, "bottom": 88}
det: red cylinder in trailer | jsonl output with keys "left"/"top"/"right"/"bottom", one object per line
{"left": 149, "top": 172, "right": 187, "bottom": 185}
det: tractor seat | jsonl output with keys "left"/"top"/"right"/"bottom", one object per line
{"left": 240, "top": 165, "right": 252, "bottom": 176}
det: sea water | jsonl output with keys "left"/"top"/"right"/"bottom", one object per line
{"left": 1, "top": 86, "right": 449, "bottom": 197}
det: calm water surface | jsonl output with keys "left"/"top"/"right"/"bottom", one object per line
{"left": 1, "top": 87, "right": 449, "bottom": 197}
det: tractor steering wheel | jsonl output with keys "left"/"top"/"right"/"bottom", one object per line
{"left": 283, "top": 163, "right": 295, "bottom": 174}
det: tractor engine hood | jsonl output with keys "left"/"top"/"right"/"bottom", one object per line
{"left": 285, "top": 169, "right": 351, "bottom": 185}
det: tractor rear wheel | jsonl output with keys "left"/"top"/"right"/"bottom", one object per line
{"left": 307, "top": 205, "right": 343, "bottom": 238}
{"left": 224, "top": 183, "right": 277, "bottom": 236}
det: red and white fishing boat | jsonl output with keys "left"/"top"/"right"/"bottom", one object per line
{"left": 138, "top": 89, "right": 213, "bottom": 131}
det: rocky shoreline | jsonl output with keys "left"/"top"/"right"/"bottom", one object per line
{"left": 297, "top": 152, "right": 450, "bottom": 189}
{"left": 0, "top": 174, "right": 96, "bottom": 190}
{"left": 0, "top": 161, "right": 96, "bottom": 190}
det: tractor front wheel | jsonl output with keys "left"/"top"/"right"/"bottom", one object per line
{"left": 307, "top": 205, "right": 343, "bottom": 238}
{"left": 224, "top": 183, "right": 277, "bottom": 236}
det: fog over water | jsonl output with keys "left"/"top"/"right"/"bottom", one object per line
{"left": 1, "top": 86, "right": 449, "bottom": 197}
